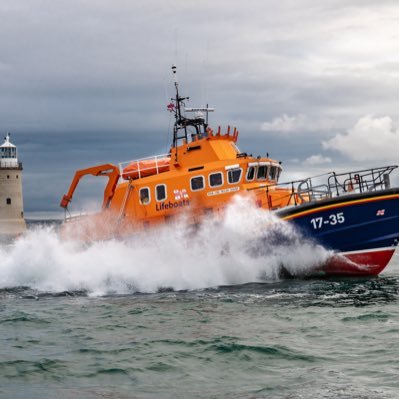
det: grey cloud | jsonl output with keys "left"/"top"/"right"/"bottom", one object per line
{"left": 1, "top": 0, "right": 399, "bottom": 212}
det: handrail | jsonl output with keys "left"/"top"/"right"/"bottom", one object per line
{"left": 248, "top": 165, "right": 398, "bottom": 207}
{"left": 119, "top": 153, "right": 171, "bottom": 179}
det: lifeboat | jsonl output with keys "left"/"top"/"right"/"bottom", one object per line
{"left": 60, "top": 65, "right": 399, "bottom": 277}
{"left": 122, "top": 158, "right": 170, "bottom": 180}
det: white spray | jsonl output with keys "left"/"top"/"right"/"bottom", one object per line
{"left": 0, "top": 197, "right": 331, "bottom": 295}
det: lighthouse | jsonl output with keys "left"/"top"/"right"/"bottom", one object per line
{"left": 0, "top": 133, "right": 26, "bottom": 237}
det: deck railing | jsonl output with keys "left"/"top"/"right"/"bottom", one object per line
{"left": 248, "top": 165, "right": 398, "bottom": 208}
{"left": 64, "top": 212, "right": 88, "bottom": 223}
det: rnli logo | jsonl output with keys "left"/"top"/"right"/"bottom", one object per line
{"left": 174, "top": 189, "right": 189, "bottom": 201}
{"left": 376, "top": 209, "right": 385, "bottom": 216}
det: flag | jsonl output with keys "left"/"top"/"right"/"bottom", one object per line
{"left": 167, "top": 102, "right": 175, "bottom": 112}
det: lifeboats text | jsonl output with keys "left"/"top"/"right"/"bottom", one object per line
{"left": 156, "top": 199, "right": 190, "bottom": 212}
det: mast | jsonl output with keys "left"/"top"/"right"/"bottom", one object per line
{"left": 171, "top": 64, "right": 189, "bottom": 147}
{"left": 169, "top": 65, "right": 214, "bottom": 148}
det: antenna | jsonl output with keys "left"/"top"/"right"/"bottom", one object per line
{"left": 171, "top": 65, "right": 189, "bottom": 148}
{"left": 172, "top": 64, "right": 178, "bottom": 85}
{"left": 169, "top": 65, "right": 214, "bottom": 150}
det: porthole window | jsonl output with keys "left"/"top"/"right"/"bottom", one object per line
{"left": 227, "top": 168, "right": 242, "bottom": 184}
{"left": 190, "top": 176, "right": 205, "bottom": 191}
{"left": 6, "top": 198, "right": 11, "bottom": 205}
{"left": 246, "top": 166, "right": 256, "bottom": 181}
{"left": 139, "top": 187, "right": 150, "bottom": 205}
{"left": 209, "top": 172, "right": 223, "bottom": 187}
{"left": 257, "top": 165, "right": 267, "bottom": 180}
{"left": 156, "top": 184, "right": 167, "bottom": 201}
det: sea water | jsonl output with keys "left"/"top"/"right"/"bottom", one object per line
{"left": 0, "top": 199, "right": 398, "bottom": 399}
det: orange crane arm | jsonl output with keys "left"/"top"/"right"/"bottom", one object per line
{"left": 60, "top": 163, "right": 120, "bottom": 210}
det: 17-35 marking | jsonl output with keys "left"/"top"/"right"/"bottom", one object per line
{"left": 310, "top": 212, "right": 345, "bottom": 229}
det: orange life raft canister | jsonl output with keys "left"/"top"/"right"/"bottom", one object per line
{"left": 122, "top": 158, "right": 170, "bottom": 180}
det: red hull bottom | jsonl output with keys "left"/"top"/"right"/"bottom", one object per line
{"left": 323, "top": 248, "right": 396, "bottom": 276}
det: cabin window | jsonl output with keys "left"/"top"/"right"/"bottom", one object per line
{"left": 246, "top": 166, "right": 256, "bottom": 181}
{"left": 227, "top": 168, "right": 242, "bottom": 184}
{"left": 269, "top": 166, "right": 277, "bottom": 180}
{"left": 257, "top": 165, "right": 268, "bottom": 180}
{"left": 209, "top": 172, "right": 223, "bottom": 187}
{"left": 190, "top": 176, "right": 205, "bottom": 191}
{"left": 6, "top": 198, "right": 11, "bottom": 205}
{"left": 139, "top": 187, "right": 150, "bottom": 205}
{"left": 156, "top": 184, "right": 167, "bottom": 201}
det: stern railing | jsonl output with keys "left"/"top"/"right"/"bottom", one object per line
{"left": 249, "top": 165, "right": 398, "bottom": 208}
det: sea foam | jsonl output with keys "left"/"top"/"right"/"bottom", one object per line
{"left": 0, "top": 197, "right": 331, "bottom": 295}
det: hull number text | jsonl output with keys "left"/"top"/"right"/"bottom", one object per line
{"left": 310, "top": 212, "right": 345, "bottom": 229}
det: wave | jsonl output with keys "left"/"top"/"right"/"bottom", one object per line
{"left": 0, "top": 197, "right": 331, "bottom": 295}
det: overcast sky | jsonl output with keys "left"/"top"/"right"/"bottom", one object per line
{"left": 1, "top": 0, "right": 399, "bottom": 213}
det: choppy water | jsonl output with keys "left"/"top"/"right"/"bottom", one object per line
{"left": 1, "top": 201, "right": 398, "bottom": 398}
